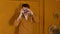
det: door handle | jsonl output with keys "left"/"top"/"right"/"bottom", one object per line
{"left": 53, "top": 11, "right": 60, "bottom": 19}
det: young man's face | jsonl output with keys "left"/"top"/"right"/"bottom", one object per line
{"left": 22, "top": 7, "right": 28, "bottom": 10}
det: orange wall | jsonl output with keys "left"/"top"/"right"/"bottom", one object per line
{"left": 0, "top": 1, "right": 20, "bottom": 34}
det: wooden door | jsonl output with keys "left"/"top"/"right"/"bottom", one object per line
{"left": 44, "top": 0, "right": 60, "bottom": 34}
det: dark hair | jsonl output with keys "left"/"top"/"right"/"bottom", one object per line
{"left": 22, "top": 4, "right": 30, "bottom": 8}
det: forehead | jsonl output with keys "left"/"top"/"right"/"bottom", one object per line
{"left": 22, "top": 7, "right": 28, "bottom": 8}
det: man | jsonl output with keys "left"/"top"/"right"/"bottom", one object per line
{"left": 14, "top": 4, "right": 35, "bottom": 27}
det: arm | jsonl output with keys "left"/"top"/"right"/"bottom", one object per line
{"left": 14, "top": 10, "right": 23, "bottom": 27}
{"left": 28, "top": 9, "right": 35, "bottom": 23}
{"left": 17, "top": 10, "right": 23, "bottom": 22}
